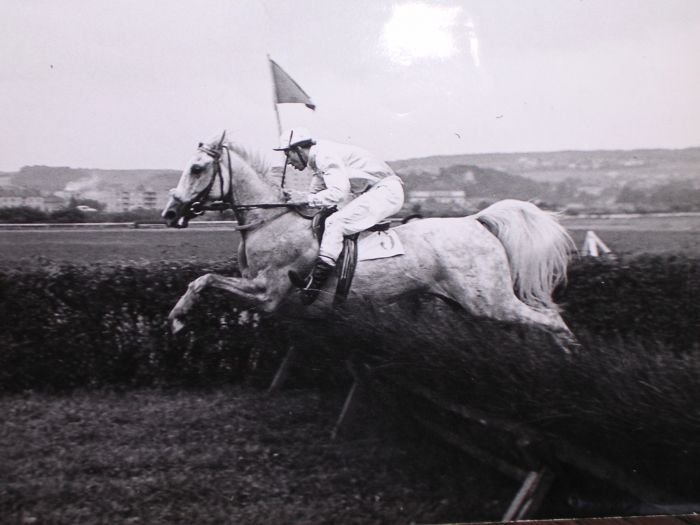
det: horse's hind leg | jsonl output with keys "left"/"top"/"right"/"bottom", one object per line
{"left": 492, "top": 299, "right": 578, "bottom": 354}
{"left": 447, "top": 285, "right": 577, "bottom": 354}
{"left": 440, "top": 257, "right": 578, "bottom": 353}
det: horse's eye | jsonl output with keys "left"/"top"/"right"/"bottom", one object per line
{"left": 191, "top": 164, "right": 204, "bottom": 175}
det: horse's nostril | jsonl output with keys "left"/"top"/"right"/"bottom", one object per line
{"left": 163, "top": 210, "right": 176, "bottom": 220}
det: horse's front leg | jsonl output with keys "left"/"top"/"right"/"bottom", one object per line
{"left": 168, "top": 272, "right": 286, "bottom": 333}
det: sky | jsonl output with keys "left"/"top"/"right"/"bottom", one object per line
{"left": 1, "top": 0, "right": 699, "bottom": 171}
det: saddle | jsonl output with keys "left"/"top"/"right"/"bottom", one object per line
{"left": 311, "top": 207, "right": 392, "bottom": 306}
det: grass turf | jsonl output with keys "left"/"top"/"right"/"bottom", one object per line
{"left": 0, "top": 387, "right": 511, "bottom": 525}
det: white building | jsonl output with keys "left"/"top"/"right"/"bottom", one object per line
{"left": 0, "top": 188, "right": 70, "bottom": 212}
{"left": 82, "top": 186, "right": 163, "bottom": 212}
{"left": 0, "top": 188, "right": 27, "bottom": 208}
{"left": 408, "top": 190, "right": 467, "bottom": 205}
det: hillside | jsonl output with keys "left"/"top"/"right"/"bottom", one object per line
{"left": 4, "top": 147, "right": 700, "bottom": 212}
{"left": 389, "top": 147, "right": 700, "bottom": 183}
{"left": 390, "top": 147, "right": 700, "bottom": 212}
{"left": 400, "top": 164, "right": 560, "bottom": 205}
{"left": 8, "top": 166, "right": 181, "bottom": 194}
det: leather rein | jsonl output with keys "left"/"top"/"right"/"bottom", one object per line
{"left": 175, "top": 143, "right": 305, "bottom": 231}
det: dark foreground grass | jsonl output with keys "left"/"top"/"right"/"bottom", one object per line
{"left": 0, "top": 387, "right": 511, "bottom": 525}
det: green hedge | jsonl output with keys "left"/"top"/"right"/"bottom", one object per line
{"left": 1, "top": 255, "right": 698, "bottom": 393}
{"left": 559, "top": 254, "right": 700, "bottom": 351}
{"left": 0, "top": 260, "right": 290, "bottom": 392}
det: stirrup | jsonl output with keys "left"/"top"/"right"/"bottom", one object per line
{"left": 288, "top": 270, "right": 322, "bottom": 305}
{"left": 289, "top": 260, "right": 334, "bottom": 305}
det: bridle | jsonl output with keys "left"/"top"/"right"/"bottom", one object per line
{"left": 171, "top": 137, "right": 305, "bottom": 230}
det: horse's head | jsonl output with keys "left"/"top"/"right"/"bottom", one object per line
{"left": 162, "top": 131, "right": 230, "bottom": 228}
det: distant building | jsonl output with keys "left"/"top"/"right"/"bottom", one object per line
{"left": 408, "top": 190, "right": 467, "bottom": 205}
{"left": 0, "top": 187, "right": 58, "bottom": 210}
{"left": 578, "top": 185, "right": 605, "bottom": 197}
{"left": 0, "top": 187, "right": 28, "bottom": 208}
{"left": 140, "top": 187, "right": 159, "bottom": 209}
{"left": 82, "top": 186, "right": 164, "bottom": 212}
{"left": 43, "top": 195, "right": 67, "bottom": 212}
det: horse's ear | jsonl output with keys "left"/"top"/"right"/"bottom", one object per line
{"left": 217, "top": 130, "right": 227, "bottom": 148}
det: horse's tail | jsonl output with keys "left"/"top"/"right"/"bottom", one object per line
{"left": 475, "top": 199, "right": 576, "bottom": 310}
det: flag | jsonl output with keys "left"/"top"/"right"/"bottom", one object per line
{"left": 269, "top": 58, "right": 316, "bottom": 110}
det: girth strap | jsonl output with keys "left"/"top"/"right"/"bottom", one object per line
{"left": 333, "top": 233, "right": 360, "bottom": 307}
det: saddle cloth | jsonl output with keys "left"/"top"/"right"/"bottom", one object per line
{"left": 334, "top": 229, "right": 404, "bottom": 306}
{"left": 357, "top": 230, "right": 404, "bottom": 261}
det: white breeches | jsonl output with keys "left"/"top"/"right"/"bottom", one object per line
{"left": 319, "top": 176, "right": 404, "bottom": 265}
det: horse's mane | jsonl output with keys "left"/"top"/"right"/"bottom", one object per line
{"left": 227, "top": 141, "right": 286, "bottom": 198}
{"left": 202, "top": 135, "right": 285, "bottom": 200}
{"left": 225, "top": 141, "right": 271, "bottom": 180}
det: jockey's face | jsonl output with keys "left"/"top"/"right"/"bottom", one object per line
{"left": 285, "top": 146, "right": 309, "bottom": 171}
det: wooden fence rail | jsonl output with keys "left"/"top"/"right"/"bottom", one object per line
{"left": 384, "top": 376, "right": 679, "bottom": 520}
{"left": 268, "top": 343, "right": 689, "bottom": 520}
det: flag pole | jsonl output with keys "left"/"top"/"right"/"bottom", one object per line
{"left": 268, "top": 54, "right": 287, "bottom": 188}
{"left": 267, "top": 54, "right": 283, "bottom": 137}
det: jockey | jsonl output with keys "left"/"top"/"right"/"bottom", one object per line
{"left": 274, "top": 127, "right": 405, "bottom": 305}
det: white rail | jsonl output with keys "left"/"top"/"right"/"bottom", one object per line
{"left": 0, "top": 221, "right": 237, "bottom": 230}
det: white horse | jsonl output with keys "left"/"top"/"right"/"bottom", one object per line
{"left": 162, "top": 133, "right": 578, "bottom": 351}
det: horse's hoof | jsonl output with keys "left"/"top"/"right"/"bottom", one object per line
{"left": 559, "top": 338, "right": 582, "bottom": 356}
{"left": 171, "top": 318, "right": 185, "bottom": 334}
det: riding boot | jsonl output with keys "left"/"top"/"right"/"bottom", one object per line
{"left": 288, "top": 258, "right": 335, "bottom": 305}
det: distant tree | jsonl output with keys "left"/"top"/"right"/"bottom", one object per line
{"left": 0, "top": 206, "right": 48, "bottom": 223}
{"left": 616, "top": 184, "right": 648, "bottom": 204}
{"left": 552, "top": 180, "right": 578, "bottom": 202}
{"left": 648, "top": 182, "right": 700, "bottom": 211}
{"left": 49, "top": 207, "right": 86, "bottom": 222}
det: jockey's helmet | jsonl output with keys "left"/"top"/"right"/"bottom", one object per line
{"left": 274, "top": 127, "right": 315, "bottom": 151}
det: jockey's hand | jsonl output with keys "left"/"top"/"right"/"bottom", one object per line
{"left": 306, "top": 194, "right": 327, "bottom": 208}
{"left": 283, "top": 189, "right": 308, "bottom": 204}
